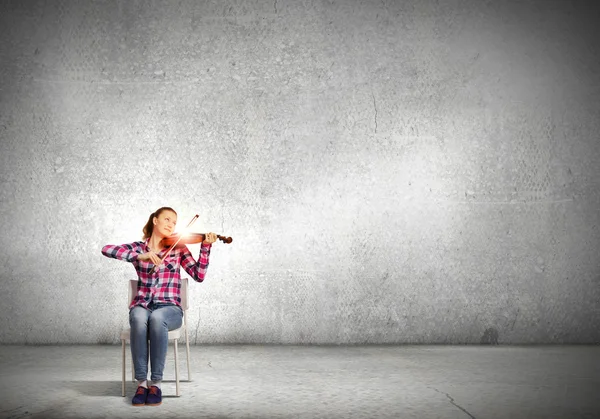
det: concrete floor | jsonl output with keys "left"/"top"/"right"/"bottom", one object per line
{"left": 0, "top": 345, "right": 598, "bottom": 419}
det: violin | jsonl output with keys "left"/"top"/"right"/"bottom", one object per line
{"left": 161, "top": 232, "right": 233, "bottom": 247}
{"left": 149, "top": 214, "right": 232, "bottom": 275}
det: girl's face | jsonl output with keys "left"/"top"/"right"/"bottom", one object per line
{"left": 153, "top": 210, "right": 177, "bottom": 238}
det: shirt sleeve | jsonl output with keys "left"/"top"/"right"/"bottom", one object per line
{"left": 181, "top": 243, "right": 212, "bottom": 282}
{"left": 101, "top": 242, "right": 141, "bottom": 263}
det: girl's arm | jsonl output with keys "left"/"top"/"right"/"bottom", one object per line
{"left": 181, "top": 243, "right": 212, "bottom": 282}
{"left": 101, "top": 242, "right": 142, "bottom": 263}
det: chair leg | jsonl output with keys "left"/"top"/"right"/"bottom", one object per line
{"left": 174, "top": 338, "right": 180, "bottom": 397}
{"left": 121, "top": 340, "right": 126, "bottom": 397}
{"left": 185, "top": 328, "right": 192, "bottom": 381}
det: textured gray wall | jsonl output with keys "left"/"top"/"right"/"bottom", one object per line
{"left": 0, "top": 0, "right": 599, "bottom": 345}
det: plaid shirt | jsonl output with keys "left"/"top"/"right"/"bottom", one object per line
{"left": 101, "top": 239, "right": 212, "bottom": 310}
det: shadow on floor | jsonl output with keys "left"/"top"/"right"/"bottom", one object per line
{"left": 61, "top": 380, "right": 183, "bottom": 399}
{"left": 61, "top": 380, "right": 124, "bottom": 397}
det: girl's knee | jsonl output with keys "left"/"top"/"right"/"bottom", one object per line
{"left": 129, "top": 307, "right": 149, "bottom": 327}
{"left": 149, "top": 311, "right": 182, "bottom": 331}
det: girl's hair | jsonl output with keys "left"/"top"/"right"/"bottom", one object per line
{"left": 142, "top": 207, "right": 177, "bottom": 239}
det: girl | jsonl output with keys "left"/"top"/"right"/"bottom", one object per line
{"left": 101, "top": 207, "right": 216, "bottom": 406}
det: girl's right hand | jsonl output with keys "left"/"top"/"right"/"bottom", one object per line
{"left": 138, "top": 251, "right": 161, "bottom": 265}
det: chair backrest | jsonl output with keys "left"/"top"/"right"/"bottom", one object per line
{"left": 128, "top": 278, "right": 189, "bottom": 311}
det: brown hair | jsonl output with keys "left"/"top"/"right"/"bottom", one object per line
{"left": 142, "top": 207, "right": 177, "bottom": 240}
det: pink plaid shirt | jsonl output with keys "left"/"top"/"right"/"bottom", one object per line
{"left": 101, "top": 239, "right": 212, "bottom": 310}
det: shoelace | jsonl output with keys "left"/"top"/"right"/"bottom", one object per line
{"left": 149, "top": 387, "right": 159, "bottom": 395}
{"left": 136, "top": 387, "right": 146, "bottom": 395}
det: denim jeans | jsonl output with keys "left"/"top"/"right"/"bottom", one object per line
{"left": 129, "top": 303, "right": 183, "bottom": 382}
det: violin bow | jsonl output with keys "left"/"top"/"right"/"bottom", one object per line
{"left": 149, "top": 214, "right": 199, "bottom": 275}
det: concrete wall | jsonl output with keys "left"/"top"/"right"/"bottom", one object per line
{"left": 1, "top": 0, "right": 599, "bottom": 344}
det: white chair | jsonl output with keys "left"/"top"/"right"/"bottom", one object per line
{"left": 120, "top": 278, "right": 192, "bottom": 397}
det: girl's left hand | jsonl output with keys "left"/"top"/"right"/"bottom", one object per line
{"left": 203, "top": 232, "right": 217, "bottom": 244}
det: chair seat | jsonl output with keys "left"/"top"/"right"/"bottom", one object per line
{"left": 120, "top": 326, "right": 185, "bottom": 341}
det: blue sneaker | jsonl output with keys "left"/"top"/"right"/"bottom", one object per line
{"left": 146, "top": 386, "right": 162, "bottom": 406}
{"left": 131, "top": 386, "right": 148, "bottom": 406}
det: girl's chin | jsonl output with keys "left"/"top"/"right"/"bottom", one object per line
{"left": 158, "top": 231, "right": 171, "bottom": 239}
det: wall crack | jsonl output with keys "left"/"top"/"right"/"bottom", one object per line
{"left": 511, "top": 307, "right": 520, "bottom": 330}
{"left": 372, "top": 92, "right": 378, "bottom": 134}
{"left": 194, "top": 307, "right": 201, "bottom": 345}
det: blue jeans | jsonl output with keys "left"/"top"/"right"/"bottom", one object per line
{"left": 129, "top": 303, "right": 183, "bottom": 382}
